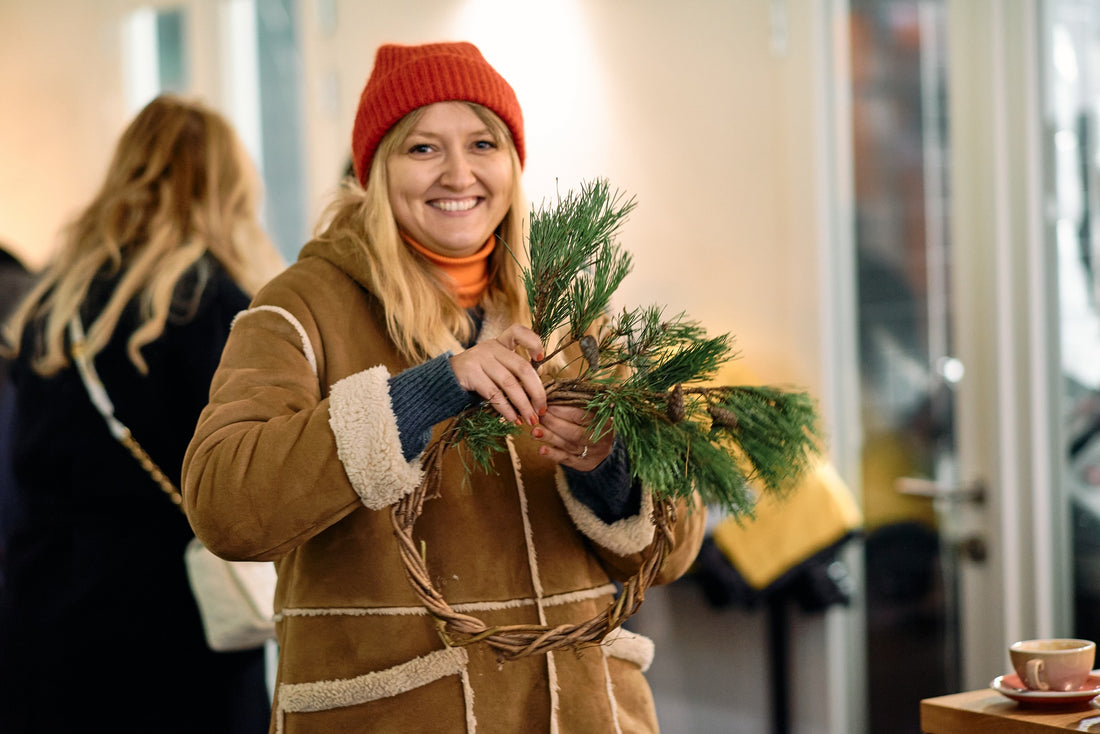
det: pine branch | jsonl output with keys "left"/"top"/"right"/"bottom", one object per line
{"left": 430, "top": 178, "right": 824, "bottom": 516}
{"left": 524, "top": 180, "right": 636, "bottom": 346}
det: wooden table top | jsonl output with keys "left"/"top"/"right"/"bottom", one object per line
{"left": 921, "top": 688, "right": 1100, "bottom": 733}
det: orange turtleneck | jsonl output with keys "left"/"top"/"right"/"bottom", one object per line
{"left": 402, "top": 233, "right": 495, "bottom": 308}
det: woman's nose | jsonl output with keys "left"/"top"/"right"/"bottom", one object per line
{"left": 439, "top": 151, "right": 476, "bottom": 189}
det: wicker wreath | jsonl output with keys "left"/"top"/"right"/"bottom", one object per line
{"left": 390, "top": 434, "right": 676, "bottom": 661}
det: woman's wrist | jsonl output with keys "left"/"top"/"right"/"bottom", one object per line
{"left": 388, "top": 353, "right": 478, "bottom": 459}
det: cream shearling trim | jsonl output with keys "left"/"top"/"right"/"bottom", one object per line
{"left": 276, "top": 583, "right": 618, "bottom": 620}
{"left": 460, "top": 666, "right": 477, "bottom": 733}
{"left": 601, "top": 652, "right": 624, "bottom": 734}
{"left": 328, "top": 366, "right": 423, "bottom": 509}
{"left": 547, "top": 651, "right": 561, "bottom": 734}
{"left": 555, "top": 470, "right": 656, "bottom": 556}
{"left": 274, "top": 647, "right": 469, "bottom": 733}
{"left": 233, "top": 305, "right": 318, "bottom": 377}
{"left": 503, "top": 431, "right": 558, "bottom": 732}
{"left": 602, "top": 628, "right": 655, "bottom": 673}
{"left": 506, "top": 436, "right": 547, "bottom": 611}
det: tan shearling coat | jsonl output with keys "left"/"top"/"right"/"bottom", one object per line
{"left": 182, "top": 236, "right": 707, "bottom": 734}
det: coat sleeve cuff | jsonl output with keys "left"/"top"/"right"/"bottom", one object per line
{"left": 554, "top": 469, "right": 655, "bottom": 556}
{"left": 329, "top": 365, "right": 424, "bottom": 510}
{"left": 562, "top": 439, "right": 641, "bottom": 522}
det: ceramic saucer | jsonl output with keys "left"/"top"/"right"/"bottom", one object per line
{"left": 992, "top": 671, "right": 1100, "bottom": 705}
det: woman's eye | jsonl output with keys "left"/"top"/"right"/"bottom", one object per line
{"left": 474, "top": 139, "right": 497, "bottom": 151}
{"left": 408, "top": 143, "right": 433, "bottom": 154}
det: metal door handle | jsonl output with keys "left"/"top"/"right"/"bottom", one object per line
{"left": 894, "top": 477, "right": 987, "bottom": 505}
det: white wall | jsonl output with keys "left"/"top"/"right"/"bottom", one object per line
{"left": 0, "top": 2, "right": 851, "bottom": 731}
{"left": 0, "top": 0, "right": 128, "bottom": 269}
{"left": 0, "top": 0, "right": 830, "bottom": 396}
{"left": 299, "top": 0, "right": 828, "bottom": 398}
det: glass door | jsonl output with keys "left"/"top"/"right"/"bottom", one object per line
{"left": 1047, "top": 0, "right": 1100, "bottom": 650}
{"left": 848, "top": 3, "right": 960, "bottom": 732}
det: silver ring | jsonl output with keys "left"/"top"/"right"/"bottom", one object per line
{"left": 579, "top": 445, "right": 589, "bottom": 459}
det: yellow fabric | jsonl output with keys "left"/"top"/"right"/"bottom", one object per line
{"left": 860, "top": 427, "right": 937, "bottom": 532}
{"left": 711, "top": 459, "right": 862, "bottom": 591}
{"left": 705, "top": 359, "right": 862, "bottom": 590}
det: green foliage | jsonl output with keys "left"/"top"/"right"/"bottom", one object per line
{"left": 627, "top": 328, "right": 733, "bottom": 393}
{"left": 448, "top": 178, "right": 823, "bottom": 516}
{"left": 524, "top": 180, "right": 636, "bottom": 347}
{"left": 596, "top": 386, "right": 757, "bottom": 515}
{"left": 597, "top": 307, "right": 731, "bottom": 386}
{"left": 449, "top": 407, "right": 520, "bottom": 476}
{"left": 709, "top": 386, "right": 821, "bottom": 491}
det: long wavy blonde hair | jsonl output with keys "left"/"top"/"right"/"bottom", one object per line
{"left": 314, "top": 103, "right": 529, "bottom": 363}
{"left": 5, "top": 94, "right": 284, "bottom": 376}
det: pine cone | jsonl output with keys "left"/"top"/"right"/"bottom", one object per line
{"left": 708, "top": 404, "right": 738, "bottom": 429}
{"left": 579, "top": 334, "right": 600, "bottom": 370}
{"left": 666, "top": 384, "right": 686, "bottom": 423}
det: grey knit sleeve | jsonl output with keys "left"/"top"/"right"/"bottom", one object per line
{"left": 562, "top": 438, "right": 642, "bottom": 522}
{"left": 387, "top": 353, "right": 478, "bottom": 460}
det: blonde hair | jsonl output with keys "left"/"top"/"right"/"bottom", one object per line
{"left": 5, "top": 95, "right": 284, "bottom": 376}
{"left": 315, "top": 103, "right": 529, "bottom": 363}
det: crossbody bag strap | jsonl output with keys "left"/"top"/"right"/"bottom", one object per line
{"left": 68, "top": 316, "right": 184, "bottom": 510}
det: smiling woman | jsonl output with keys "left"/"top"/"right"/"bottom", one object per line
{"left": 180, "top": 40, "right": 706, "bottom": 734}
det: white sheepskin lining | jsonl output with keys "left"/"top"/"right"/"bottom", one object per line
{"left": 554, "top": 470, "right": 656, "bottom": 556}
{"left": 504, "top": 435, "right": 561, "bottom": 732}
{"left": 234, "top": 305, "right": 319, "bottom": 377}
{"left": 328, "top": 366, "right": 423, "bottom": 509}
{"left": 603, "top": 628, "right": 656, "bottom": 673}
{"left": 274, "top": 647, "right": 471, "bottom": 733}
{"left": 600, "top": 652, "right": 624, "bottom": 734}
{"left": 276, "top": 583, "right": 619, "bottom": 620}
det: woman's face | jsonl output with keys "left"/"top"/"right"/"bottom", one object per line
{"left": 387, "top": 101, "right": 515, "bottom": 258}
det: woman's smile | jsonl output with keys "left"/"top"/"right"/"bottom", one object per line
{"left": 430, "top": 196, "right": 480, "bottom": 212}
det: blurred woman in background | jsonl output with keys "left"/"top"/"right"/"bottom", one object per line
{"left": 0, "top": 95, "right": 284, "bottom": 733}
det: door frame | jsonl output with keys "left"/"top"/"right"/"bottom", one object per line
{"left": 945, "top": 0, "right": 1068, "bottom": 688}
{"left": 814, "top": 0, "right": 866, "bottom": 731}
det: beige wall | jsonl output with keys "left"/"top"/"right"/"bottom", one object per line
{"left": 0, "top": 0, "right": 830, "bottom": 398}
{"left": 0, "top": 0, "right": 128, "bottom": 270}
{"left": 301, "top": 0, "right": 829, "bottom": 398}
{"left": 0, "top": 0, "right": 231, "bottom": 270}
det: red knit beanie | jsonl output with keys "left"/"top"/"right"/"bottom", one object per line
{"left": 351, "top": 41, "right": 525, "bottom": 186}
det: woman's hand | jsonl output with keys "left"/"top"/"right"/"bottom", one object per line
{"left": 449, "top": 324, "right": 546, "bottom": 426}
{"left": 532, "top": 405, "right": 614, "bottom": 471}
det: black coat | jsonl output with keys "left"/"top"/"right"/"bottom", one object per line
{"left": 0, "top": 256, "right": 269, "bottom": 733}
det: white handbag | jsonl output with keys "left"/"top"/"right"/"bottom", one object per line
{"left": 182, "top": 536, "right": 276, "bottom": 651}
{"left": 69, "top": 317, "right": 277, "bottom": 652}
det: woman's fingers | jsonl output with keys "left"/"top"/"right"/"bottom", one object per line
{"left": 449, "top": 326, "right": 546, "bottom": 424}
{"left": 534, "top": 405, "right": 614, "bottom": 471}
{"left": 467, "top": 351, "right": 542, "bottom": 423}
{"left": 447, "top": 324, "right": 617, "bottom": 471}
{"left": 539, "top": 406, "right": 589, "bottom": 450}
{"left": 495, "top": 324, "right": 544, "bottom": 362}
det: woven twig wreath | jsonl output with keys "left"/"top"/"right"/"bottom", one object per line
{"left": 390, "top": 435, "right": 676, "bottom": 661}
